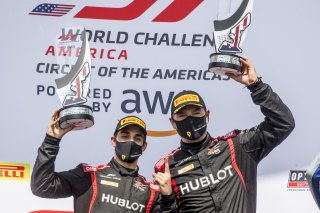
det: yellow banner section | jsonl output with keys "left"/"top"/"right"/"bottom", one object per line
{"left": 0, "top": 162, "right": 30, "bottom": 181}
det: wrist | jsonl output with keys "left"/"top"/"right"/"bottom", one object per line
{"left": 161, "top": 192, "right": 176, "bottom": 205}
{"left": 246, "top": 76, "right": 262, "bottom": 87}
{"left": 45, "top": 133, "right": 61, "bottom": 145}
{"left": 247, "top": 77, "right": 264, "bottom": 92}
{"left": 245, "top": 76, "right": 260, "bottom": 86}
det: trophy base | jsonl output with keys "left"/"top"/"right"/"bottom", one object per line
{"left": 59, "top": 105, "right": 94, "bottom": 130}
{"left": 208, "top": 53, "right": 242, "bottom": 76}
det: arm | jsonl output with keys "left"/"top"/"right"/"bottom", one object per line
{"left": 31, "top": 110, "right": 80, "bottom": 198}
{"left": 152, "top": 158, "right": 177, "bottom": 212}
{"left": 31, "top": 134, "right": 77, "bottom": 198}
{"left": 227, "top": 57, "right": 295, "bottom": 161}
{"left": 152, "top": 193, "right": 178, "bottom": 213}
{"left": 306, "top": 154, "right": 320, "bottom": 209}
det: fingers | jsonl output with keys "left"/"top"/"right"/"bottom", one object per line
{"left": 226, "top": 72, "right": 242, "bottom": 83}
{"left": 153, "top": 172, "right": 169, "bottom": 185}
{"left": 165, "top": 158, "right": 170, "bottom": 174}
{"left": 153, "top": 171, "right": 173, "bottom": 196}
{"left": 239, "top": 55, "right": 248, "bottom": 60}
{"left": 225, "top": 72, "right": 237, "bottom": 79}
{"left": 240, "top": 57, "right": 253, "bottom": 69}
{"left": 52, "top": 109, "right": 59, "bottom": 117}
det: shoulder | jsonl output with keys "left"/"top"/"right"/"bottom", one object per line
{"left": 81, "top": 163, "right": 110, "bottom": 173}
{"left": 213, "top": 130, "right": 239, "bottom": 142}
{"left": 154, "top": 147, "right": 181, "bottom": 172}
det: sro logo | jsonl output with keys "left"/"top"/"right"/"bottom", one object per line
{"left": 74, "top": 0, "right": 204, "bottom": 22}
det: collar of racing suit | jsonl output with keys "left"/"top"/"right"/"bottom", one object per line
{"left": 180, "top": 133, "right": 212, "bottom": 155}
{"left": 109, "top": 158, "right": 139, "bottom": 177}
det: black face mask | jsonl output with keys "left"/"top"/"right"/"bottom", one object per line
{"left": 174, "top": 115, "right": 207, "bottom": 140}
{"left": 115, "top": 140, "right": 143, "bottom": 163}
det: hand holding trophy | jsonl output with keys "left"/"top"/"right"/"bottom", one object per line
{"left": 54, "top": 26, "right": 94, "bottom": 130}
{"left": 208, "top": 0, "right": 254, "bottom": 76}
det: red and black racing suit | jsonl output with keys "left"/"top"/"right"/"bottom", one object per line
{"left": 155, "top": 81, "right": 295, "bottom": 213}
{"left": 31, "top": 135, "right": 177, "bottom": 213}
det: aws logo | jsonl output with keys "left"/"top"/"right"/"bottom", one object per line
{"left": 29, "top": 0, "right": 204, "bottom": 22}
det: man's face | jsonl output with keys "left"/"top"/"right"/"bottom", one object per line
{"left": 172, "top": 105, "right": 206, "bottom": 121}
{"left": 115, "top": 125, "right": 145, "bottom": 146}
{"left": 170, "top": 105, "right": 210, "bottom": 142}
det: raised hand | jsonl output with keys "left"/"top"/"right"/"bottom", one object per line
{"left": 152, "top": 158, "right": 173, "bottom": 196}
{"left": 226, "top": 56, "right": 258, "bottom": 86}
{"left": 47, "top": 110, "right": 74, "bottom": 139}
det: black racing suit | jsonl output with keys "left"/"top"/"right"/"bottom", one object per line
{"left": 31, "top": 135, "right": 177, "bottom": 213}
{"left": 154, "top": 81, "right": 295, "bottom": 213}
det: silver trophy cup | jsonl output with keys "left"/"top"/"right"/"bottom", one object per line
{"left": 55, "top": 27, "right": 94, "bottom": 130}
{"left": 209, "top": 0, "right": 254, "bottom": 76}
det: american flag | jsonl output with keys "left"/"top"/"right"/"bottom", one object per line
{"left": 29, "top": 3, "right": 75, "bottom": 17}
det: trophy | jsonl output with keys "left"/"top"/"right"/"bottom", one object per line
{"left": 54, "top": 26, "right": 94, "bottom": 130}
{"left": 208, "top": 0, "right": 254, "bottom": 76}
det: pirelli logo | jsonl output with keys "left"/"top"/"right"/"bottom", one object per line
{"left": 174, "top": 94, "right": 200, "bottom": 107}
{"left": 120, "top": 117, "right": 146, "bottom": 129}
{"left": 0, "top": 162, "right": 30, "bottom": 181}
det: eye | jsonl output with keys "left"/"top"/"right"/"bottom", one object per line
{"left": 192, "top": 108, "right": 205, "bottom": 116}
{"left": 134, "top": 136, "right": 143, "bottom": 144}
{"left": 119, "top": 132, "right": 129, "bottom": 138}
{"left": 176, "top": 112, "right": 187, "bottom": 118}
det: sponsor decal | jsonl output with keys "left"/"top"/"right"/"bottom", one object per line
{"left": 287, "top": 170, "right": 309, "bottom": 191}
{"left": 101, "top": 193, "right": 145, "bottom": 212}
{"left": 0, "top": 162, "right": 30, "bottom": 181}
{"left": 178, "top": 163, "right": 195, "bottom": 175}
{"left": 174, "top": 94, "right": 200, "bottom": 107}
{"left": 175, "top": 156, "right": 192, "bottom": 167}
{"left": 133, "top": 180, "right": 148, "bottom": 192}
{"left": 101, "top": 180, "right": 119, "bottom": 188}
{"left": 179, "top": 165, "right": 233, "bottom": 195}
{"left": 120, "top": 116, "right": 146, "bottom": 129}
{"left": 187, "top": 131, "right": 192, "bottom": 138}
{"left": 149, "top": 183, "right": 160, "bottom": 191}
{"left": 83, "top": 164, "right": 109, "bottom": 172}
{"left": 122, "top": 154, "right": 126, "bottom": 161}
{"left": 207, "top": 144, "right": 221, "bottom": 155}
{"left": 100, "top": 174, "right": 121, "bottom": 181}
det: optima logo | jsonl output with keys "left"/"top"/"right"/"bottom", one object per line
{"left": 287, "top": 170, "right": 309, "bottom": 189}
{"left": 0, "top": 162, "right": 30, "bottom": 181}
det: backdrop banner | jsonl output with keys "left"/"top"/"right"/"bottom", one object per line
{"left": 1, "top": 0, "right": 319, "bottom": 212}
